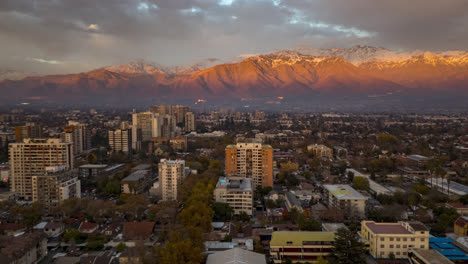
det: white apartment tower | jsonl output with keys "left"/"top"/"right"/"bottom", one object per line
{"left": 9, "top": 138, "right": 74, "bottom": 201}
{"left": 159, "top": 159, "right": 185, "bottom": 201}
{"left": 108, "top": 128, "right": 132, "bottom": 153}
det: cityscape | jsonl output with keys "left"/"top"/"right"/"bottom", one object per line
{"left": 1, "top": 1, "right": 468, "bottom": 264}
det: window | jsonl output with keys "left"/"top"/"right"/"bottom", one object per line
{"left": 403, "top": 238, "right": 407, "bottom": 242}
{"left": 390, "top": 238, "right": 394, "bottom": 241}
{"left": 411, "top": 238, "right": 415, "bottom": 241}
{"left": 396, "top": 238, "right": 400, "bottom": 241}
{"left": 397, "top": 252, "right": 401, "bottom": 255}
{"left": 380, "top": 238, "right": 384, "bottom": 241}
{"left": 396, "top": 245, "right": 400, "bottom": 248}
{"left": 390, "top": 245, "right": 394, "bottom": 248}
{"left": 420, "top": 245, "right": 425, "bottom": 249}
{"left": 420, "top": 238, "right": 425, "bottom": 242}
{"left": 380, "top": 245, "right": 384, "bottom": 248}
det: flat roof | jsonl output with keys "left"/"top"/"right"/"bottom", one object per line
{"left": 411, "top": 249, "right": 453, "bottom": 264}
{"left": 122, "top": 170, "right": 149, "bottom": 182}
{"left": 206, "top": 248, "right": 266, "bottom": 264}
{"left": 132, "top": 164, "right": 152, "bottom": 170}
{"left": 216, "top": 177, "right": 252, "bottom": 192}
{"left": 365, "top": 222, "right": 411, "bottom": 235}
{"left": 323, "top": 184, "right": 367, "bottom": 200}
{"left": 407, "top": 154, "right": 432, "bottom": 161}
{"left": 270, "top": 231, "right": 335, "bottom": 247}
{"left": 79, "top": 164, "right": 108, "bottom": 169}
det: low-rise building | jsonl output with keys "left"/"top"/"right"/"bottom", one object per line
{"left": 408, "top": 249, "right": 452, "bottom": 264}
{"left": 360, "top": 221, "right": 430, "bottom": 259}
{"left": 121, "top": 170, "right": 152, "bottom": 194}
{"left": 206, "top": 248, "right": 266, "bottom": 264}
{"left": 270, "top": 231, "right": 335, "bottom": 263}
{"left": 285, "top": 192, "right": 304, "bottom": 213}
{"left": 323, "top": 184, "right": 368, "bottom": 218}
{"left": 214, "top": 177, "right": 253, "bottom": 216}
{"left": 307, "top": 144, "right": 333, "bottom": 159}
{"left": 454, "top": 216, "right": 468, "bottom": 237}
{"left": 429, "top": 237, "right": 468, "bottom": 263}
{"left": 78, "top": 164, "right": 109, "bottom": 178}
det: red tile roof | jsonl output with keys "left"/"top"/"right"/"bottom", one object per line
{"left": 447, "top": 203, "right": 468, "bottom": 209}
{"left": 123, "top": 222, "right": 155, "bottom": 241}
{"left": 455, "top": 216, "right": 468, "bottom": 227}
{"left": 79, "top": 222, "right": 98, "bottom": 231}
{"left": 366, "top": 222, "right": 411, "bottom": 235}
{"left": 0, "top": 223, "right": 25, "bottom": 231}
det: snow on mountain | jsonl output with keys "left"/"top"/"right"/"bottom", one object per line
{"left": 104, "top": 59, "right": 170, "bottom": 75}
{"left": 0, "top": 69, "right": 35, "bottom": 81}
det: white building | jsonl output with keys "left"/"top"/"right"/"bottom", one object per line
{"left": 214, "top": 177, "right": 253, "bottom": 216}
{"left": 323, "top": 184, "right": 368, "bottom": 218}
{"left": 108, "top": 128, "right": 132, "bottom": 153}
{"left": 159, "top": 159, "right": 185, "bottom": 201}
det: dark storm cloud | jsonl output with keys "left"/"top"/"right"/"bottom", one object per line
{"left": 1, "top": 0, "right": 467, "bottom": 74}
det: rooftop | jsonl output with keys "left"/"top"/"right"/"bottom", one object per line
{"left": 216, "top": 177, "right": 253, "bottom": 192}
{"left": 407, "top": 154, "right": 432, "bottom": 162}
{"left": 323, "top": 184, "right": 367, "bottom": 200}
{"left": 206, "top": 248, "right": 266, "bottom": 264}
{"left": 159, "top": 159, "right": 185, "bottom": 165}
{"left": 270, "top": 231, "right": 335, "bottom": 247}
{"left": 365, "top": 222, "right": 411, "bottom": 235}
{"left": 123, "top": 222, "right": 155, "bottom": 241}
{"left": 410, "top": 249, "right": 453, "bottom": 264}
{"left": 132, "top": 163, "right": 152, "bottom": 171}
{"left": 121, "top": 170, "right": 150, "bottom": 182}
{"left": 79, "top": 164, "right": 108, "bottom": 169}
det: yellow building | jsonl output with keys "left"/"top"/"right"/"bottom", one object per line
{"left": 270, "top": 231, "right": 335, "bottom": 263}
{"left": 225, "top": 140, "right": 273, "bottom": 187}
{"left": 454, "top": 216, "right": 468, "bottom": 237}
{"left": 360, "top": 221, "right": 430, "bottom": 259}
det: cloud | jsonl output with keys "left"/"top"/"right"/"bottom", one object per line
{"left": 27, "top": 57, "right": 64, "bottom": 65}
{"left": 0, "top": 0, "right": 467, "bottom": 74}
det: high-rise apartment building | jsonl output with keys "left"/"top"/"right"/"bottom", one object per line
{"left": 131, "top": 111, "right": 153, "bottom": 151}
{"left": 159, "top": 159, "right": 185, "bottom": 201}
{"left": 185, "top": 112, "right": 195, "bottom": 132}
{"left": 323, "top": 184, "right": 368, "bottom": 218}
{"left": 225, "top": 140, "right": 273, "bottom": 187}
{"left": 15, "top": 122, "right": 42, "bottom": 142}
{"left": 9, "top": 138, "right": 73, "bottom": 201}
{"left": 32, "top": 165, "right": 80, "bottom": 209}
{"left": 108, "top": 128, "right": 132, "bottom": 153}
{"left": 60, "top": 121, "right": 91, "bottom": 155}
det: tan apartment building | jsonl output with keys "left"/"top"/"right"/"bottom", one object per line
{"left": 14, "top": 122, "right": 42, "bottom": 142}
{"left": 225, "top": 140, "right": 273, "bottom": 187}
{"left": 323, "top": 184, "right": 368, "bottom": 218}
{"left": 185, "top": 112, "right": 196, "bottom": 132}
{"left": 270, "top": 231, "right": 335, "bottom": 263}
{"left": 60, "top": 121, "right": 91, "bottom": 155}
{"left": 108, "top": 128, "right": 132, "bottom": 153}
{"left": 31, "top": 165, "right": 81, "bottom": 209}
{"left": 214, "top": 177, "right": 253, "bottom": 216}
{"left": 307, "top": 144, "right": 333, "bottom": 159}
{"left": 360, "top": 221, "right": 430, "bottom": 259}
{"left": 9, "top": 138, "right": 73, "bottom": 201}
{"left": 159, "top": 159, "right": 185, "bottom": 201}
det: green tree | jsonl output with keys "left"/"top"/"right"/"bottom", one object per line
{"left": 316, "top": 255, "right": 329, "bottom": 264}
{"left": 116, "top": 242, "right": 126, "bottom": 253}
{"left": 460, "top": 194, "right": 468, "bottom": 205}
{"left": 352, "top": 177, "right": 369, "bottom": 190}
{"left": 328, "top": 228, "right": 367, "bottom": 264}
{"left": 212, "top": 202, "right": 233, "bottom": 222}
{"left": 178, "top": 201, "right": 214, "bottom": 232}
{"left": 158, "top": 231, "right": 204, "bottom": 264}
{"left": 297, "top": 214, "right": 321, "bottom": 231}
{"left": 87, "top": 152, "right": 98, "bottom": 164}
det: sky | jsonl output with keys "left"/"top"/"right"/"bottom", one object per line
{"left": 1, "top": 0, "right": 468, "bottom": 75}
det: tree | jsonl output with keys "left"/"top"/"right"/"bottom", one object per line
{"left": 158, "top": 231, "right": 204, "bottom": 264}
{"left": 178, "top": 201, "right": 214, "bottom": 232}
{"left": 328, "top": 228, "right": 367, "bottom": 264}
{"left": 388, "top": 252, "right": 396, "bottom": 260}
{"left": 352, "top": 177, "right": 369, "bottom": 190}
{"left": 297, "top": 214, "right": 321, "bottom": 231}
{"left": 212, "top": 202, "right": 233, "bottom": 222}
{"left": 460, "top": 194, "right": 468, "bottom": 205}
{"left": 316, "top": 255, "right": 329, "bottom": 264}
{"left": 116, "top": 242, "right": 126, "bottom": 253}
{"left": 87, "top": 153, "right": 98, "bottom": 164}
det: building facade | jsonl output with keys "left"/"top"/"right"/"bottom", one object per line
{"left": 60, "top": 121, "right": 91, "bottom": 155}
{"left": 31, "top": 166, "right": 81, "bottom": 209}
{"left": 120, "top": 170, "right": 152, "bottom": 194}
{"left": 9, "top": 138, "right": 73, "bottom": 201}
{"left": 360, "top": 221, "right": 430, "bottom": 259}
{"left": 159, "top": 159, "right": 185, "bottom": 201}
{"left": 225, "top": 140, "right": 273, "bottom": 187}
{"left": 214, "top": 177, "right": 253, "bottom": 216}
{"left": 185, "top": 112, "right": 195, "bottom": 132}
{"left": 307, "top": 144, "right": 333, "bottom": 159}
{"left": 270, "top": 231, "right": 335, "bottom": 263}
{"left": 323, "top": 184, "right": 368, "bottom": 218}
{"left": 14, "top": 122, "right": 42, "bottom": 142}
{"left": 108, "top": 128, "right": 132, "bottom": 153}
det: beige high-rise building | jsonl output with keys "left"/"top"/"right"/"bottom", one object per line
{"left": 9, "top": 138, "right": 74, "bottom": 201}
{"left": 132, "top": 111, "right": 153, "bottom": 151}
{"left": 15, "top": 122, "right": 42, "bottom": 142}
{"left": 360, "top": 221, "right": 430, "bottom": 259}
{"left": 214, "top": 177, "right": 253, "bottom": 215}
{"left": 185, "top": 112, "right": 195, "bottom": 132}
{"left": 32, "top": 165, "right": 80, "bottom": 209}
{"left": 225, "top": 140, "right": 273, "bottom": 187}
{"left": 108, "top": 128, "right": 132, "bottom": 153}
{"left": 60, "top": 121, "right": 90, "bottom": 155}
{"left": 159, "top": 159, "right": 185, "bottom": 201}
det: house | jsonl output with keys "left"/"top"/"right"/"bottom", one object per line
{"left": 408, "top": 249, "right": 452, "bottom": 264}
{"left": 79, "top": 222, "right": 98, "bottom": 234}
{"left": 446, "top": 203, "right": 468, "bottom": 216}
{"left": 206, "top": 248, "right": 266, "bottom": 264}
{"left": 454, "top": 216, "right": 468, "bottom": 237}
{"left": 101, "top": 222, "right": 123, "bottom": 239}
{"left": 0, "top": 232, "right": 47, "bottom": 264}
{"left": 123, "top": 222, "right": 155, "bottom": 242}
{"left": 285, "top": 192, "right": 304, "bottom": 213}
{"left": 44, "top": 221, "right": 65, "bottom": 238}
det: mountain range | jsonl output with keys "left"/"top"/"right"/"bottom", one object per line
{"left": 1, "top": 46, "right": 467, "bottom": 105}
